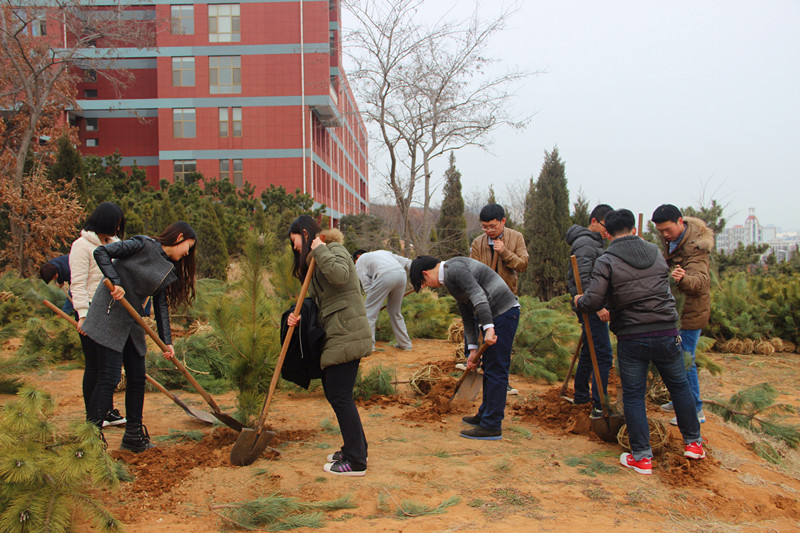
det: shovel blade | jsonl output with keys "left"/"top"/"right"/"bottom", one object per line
{"left": 450, "top": 370, "right": 482, "bottom": 404}
{"left": 186, "top": 407, "right": 217, "bottom": 424}
{"left": 590, "top": 414, "right": 625, "bottom": 443}
{"left": 212, "top": 412, "right": 245, "bottom": 432}
{"left": 230, "top": 427, "right": 277, "bottom": 466}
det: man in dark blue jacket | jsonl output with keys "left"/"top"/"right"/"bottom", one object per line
{"left": 565, "top": 204, "right": 613, "bottom": 416}
{"left": 39, "top": 255, "right": 74, "bottom": 315}
{"left": 575, "top": 209, "right": 706, "bottom": 475}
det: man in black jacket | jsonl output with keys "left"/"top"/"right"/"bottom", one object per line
{"left": 565, "top": 204, "right": 613, "bottom": 416}
{"left": 575, "top": 209, "right": 705, "bottom": 475}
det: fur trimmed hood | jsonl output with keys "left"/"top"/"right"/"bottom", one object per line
{"left": 682, "top": 216, "right": 715, "bottom": 252}
{"left": 320, "top": 228, "right": 344, "bottom": 245}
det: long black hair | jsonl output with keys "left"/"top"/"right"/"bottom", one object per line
{"left": 288, "top": 215, "right": 321, "bottom": 281}
{"left": 155, "top": 221, "right": 197, "bottom": 307}
{"left": 84, "top": 202, "right": 125, "bottom": 238}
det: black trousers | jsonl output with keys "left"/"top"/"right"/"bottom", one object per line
{"left": 86, "top": 336, "right": 146, "bottom": 428}
{"left": 81, "top": 333, "right": 100, "bottom": 416}
{"left": 322, "top": 358, "right": 368, "bottom": 469}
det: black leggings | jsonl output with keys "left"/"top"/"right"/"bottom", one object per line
{"left": 86, "top": 336, "right": 146, "bottom": 427}
{"left": 321, "top": 358, "right": 368, "bottom": 469}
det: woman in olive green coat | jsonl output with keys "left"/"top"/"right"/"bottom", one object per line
{"left": 287, "top": 215, "right": 372, "bottom": 476}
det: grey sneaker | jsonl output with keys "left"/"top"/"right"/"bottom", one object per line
{"left": 660, "top": 402, "right": 674, "bottom": 412}
{"left": 455, "top": 362, "right": 468, "bottom": 371}
{"left": 669, "top": 410, "right": 706, "bottom": 426}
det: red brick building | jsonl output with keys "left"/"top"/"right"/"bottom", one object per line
{"left": 74, "top": 0, "right": 368, "bottom": 221}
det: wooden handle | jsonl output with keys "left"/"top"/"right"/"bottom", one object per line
{"left": 42, "top": 300, "right": 78, "bottom": 327}
{"left": 454, "top": 342, "right": 490, "bottom": 389}
{"left": 638, "top": 213, "right": 644, "bottom": 237}
{"left": 570, "top": 255, "right": 609, "bottom": 416}
{"left": 102, "top": 278, "right": 223, "bottom": 412}
{"left": 254, "top": 258, "right": 316, "bottom": 433}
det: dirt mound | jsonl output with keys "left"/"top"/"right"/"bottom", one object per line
{"left": 425, "top": 359, "right": 459, "bottom": 374}
{"left": 656, "top": 442, "right": 719, "bottom": 486}
{"left": 511, "top": 387, "right": 594, "bottom": 436}
{"left": 357, "top": 394, "right": 412, "bottom": 408}
{"left": 401, "top": 378, "right": 471, "bottom": 422}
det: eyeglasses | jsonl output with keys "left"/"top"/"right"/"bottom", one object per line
{"left": 599, "top": 222, "right": 606, "bottom": 228}
{"left": 480, "top": 223, "right": 502, "bottom": 232}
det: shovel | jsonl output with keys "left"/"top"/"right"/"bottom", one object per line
{"left": 230, "top": 258, "right": 316, "bottom": 466}
{"left": 558, "top": 336, "right": 583, "bottom": 403}
{"left": 42, "top": 299, "right": 216, "bottom": 425}
{"left": 570, "top": 255, "right": 624, "bottom": 443}
{"left": 102, "top": 279, "right": 243, "bottom": 431}
{"left": 450, "top": 342, "right": 489, "bottom": 404}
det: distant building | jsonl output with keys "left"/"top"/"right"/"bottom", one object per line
{"left": 64, "top": 0, "right": 368, "bottom": 223}
{"left": 717, "top": 208, "right": 797, "bottom": 262}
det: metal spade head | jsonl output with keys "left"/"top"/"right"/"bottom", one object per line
{"left": 591, "top": 412, "right": 625, "bottom": 443}
{"left": 450, "top": 369, "right": 483, "bottom": 404}
{"left": 229, "top": 427, "right": 277, "bottom": 466}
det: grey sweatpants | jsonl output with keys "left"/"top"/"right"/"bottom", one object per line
{"left": 364, "top": 269, "right": 412, "bottom": 349}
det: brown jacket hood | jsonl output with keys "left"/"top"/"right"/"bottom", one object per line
{"left": 681, "top": 217, "right": 715, "bottom": 252}
{"left": 320, "top": 228, "right": 345, "bottom": 245}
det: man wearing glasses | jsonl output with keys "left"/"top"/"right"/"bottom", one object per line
{"left": 566, "top": 204, "right": 614, "bottom": 417}
{"left": 468, "top": 204, "right": 528, "bottom": 394}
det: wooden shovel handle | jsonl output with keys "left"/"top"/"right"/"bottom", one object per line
{"left": 454, "top": 341, "right": 489, "bottom": 389}
{"left": 254, "top": 257, "right": 316, "bottom": 433}
{"left": 102, "top": 278, "right": 224, "bottom": 413}
{"left": 638, "top": 213, "right": 644, "bottom": 237}
{"left": 43, "top": 300, "right": 78, "bottom": 327}
{"left": 570, "top": 255, "right": 611, "bottom": 417}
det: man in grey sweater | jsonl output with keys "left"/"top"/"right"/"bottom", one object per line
{"left": 353, "top": 249, "right": 412, "bottom": 350}
{"left": 574, "top": 209, "right": 705, "bottom": 475}
{"left": 410, "top": 255, "right": 520, "bottom": 440}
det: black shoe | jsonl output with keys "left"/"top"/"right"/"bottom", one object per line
{"left": 327, "top": 450, "right": 368, "bottom": 463}
{"left": 102, "top": 408, "right": 126, "bottom": 427}
{"left": 120, "top": 424, "right": 157, "bottom": 453}
{"left": 461, "top": 415, "right": 482, "bottom": 426}
{"left": 460, "top": 426, "right": 502, "bottom": 440}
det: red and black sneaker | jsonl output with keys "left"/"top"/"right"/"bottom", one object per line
{"left": 620, "top": 452, "right": 652, "bottom": 475}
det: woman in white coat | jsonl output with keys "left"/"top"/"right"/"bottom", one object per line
{"left": 69, "top": 202, "right": 126, "bottom": 428}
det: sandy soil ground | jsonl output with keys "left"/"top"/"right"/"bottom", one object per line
{"left": 4, "top": 338, "right": 800, "bottom": 532}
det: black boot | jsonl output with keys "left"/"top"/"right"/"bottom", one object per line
{"left": 120, "top": 423, "right": 156, "bottom": 453}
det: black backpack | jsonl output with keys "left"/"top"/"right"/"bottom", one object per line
{"left": 279, "top": 298, "right": 325, "bottom": 388}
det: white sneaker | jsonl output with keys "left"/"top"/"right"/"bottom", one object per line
{"left": 660, "top": 402, "right": 674, "bottom": 412}
{"left": 669, "top": 410, "right": 706, "bottom": 426}
{"left": 455, "top": 363, "right": 468, "bottom": 371}
{"left": 507, "top": 385, "right": 519, "bottom": 395}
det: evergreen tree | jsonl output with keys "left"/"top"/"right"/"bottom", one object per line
{"left": 193, "top": 199, "right": 229, "bottom": 279}
{"left": 522, "top": 147, "right": 571, "bottom": 300}
{"left": 571, "top": 188, "right": 590, "bottom": 228}
{"left": 487, "top": 186, "right": 497, "bottom": 205}
{"left": 433, "top": 153, "right": 468, "bottom": 259}
{"left": 47, "top": 135, "right": 84, "bottom": 186}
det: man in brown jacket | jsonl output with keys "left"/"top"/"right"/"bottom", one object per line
{"left": 469, "top": 204, "right": 528, "bottom": 395}
{"left": 470, "top": 204, "right": 529, "bottom": 295}
{"left": 652, "top": 204, "right": 714, "bottom": 425}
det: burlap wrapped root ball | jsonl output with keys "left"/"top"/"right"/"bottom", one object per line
{"left": 448, "top": 318, "right": 464, "bottom": 344}
{"left": 725, "top": 339, "right": 743, "bottom": 354}
{"left": 755, "top": 339, "right": 775, "bottom": 356}
{"left": 769, "top": 337, "right": 785, "bottom": 353}
{"left": 409, "top": 365, "right": 444, "bottom": 396}
{"left": 783, "top": 340, "right": 796, "bottom": 353}
{"left": 741, "top": 338, "right": 755, "bottom": 355}
{"left": 617, "top": 419, "right": 668, "bottom": 453}
{"left": 454, "top": 343, "right": 465, "bottom": 361}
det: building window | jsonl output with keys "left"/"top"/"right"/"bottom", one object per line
{"left": 32, "top": 14, "right": 46, "bottom": 36}
{"left": 173, "top": 108, "right": 196, "bottom": 138}
{"left": 232, "top": 107, "right": 242, "bottom": 137}
{"left": 209, "top": 56, "right": 241, "bottom": 94}
{"left": 208, "top": 4, "right": 240, "bottom": 43}
{"left": 84, "top": 89, "right": 97, "bottom": 98}
{"left": 174, "top": 160, "right": 197, "bottom": 183}
{"left": 172, "top": 57, "right": 195, "bottom": 87}
{"left": 218, "top": 108, "right": 228, "bottom": 137}
{"left": 86, "top": 118, "right": 98, "bottom": 131}
{"left": 85, "top": 139, "right": 98, "bottom": 147}
{"left": 171, "top": 5, "right": 194, "bottom": 35}
{"left": 233, "top": 159, "right": 243, "bottom": 187}
{"left": 219, "top": 159, "right": 230, "bottom": 180}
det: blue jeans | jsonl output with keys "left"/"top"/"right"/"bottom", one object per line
{"left": 680, "top": 328, "right": 703, "bottom": 412}
{"left": 617, "top": 335, "right": 701, "bottom": 460}
{"left": 573, "top": 312, "right": 613, "bottom": 410}
{"left": 476, "top": 307, "right": 520, "bottom": 431}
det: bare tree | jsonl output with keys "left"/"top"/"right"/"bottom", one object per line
{"left": 1, "top": 0, "right": 157, "bottom": 273}
{"left": 344, "top": 0, "right": 533, "bottom": 254}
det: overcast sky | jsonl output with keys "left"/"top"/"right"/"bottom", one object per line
{"left": 345, "top": 1, "right": 800, "bottom": 232}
